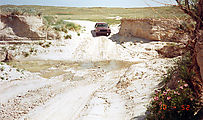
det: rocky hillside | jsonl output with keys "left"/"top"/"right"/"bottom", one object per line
{"left": 119, "top": 18, "right": 191, "bottom": 43}
{"left": 0, "top": 15, "right": 61, "bottom": 40}
{"left": 0, "top": 15, "right": 45, "bottom": 39}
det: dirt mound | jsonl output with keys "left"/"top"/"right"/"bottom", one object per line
{"left": 156, "top": 45, "right": 186, "bottom": 58}
{"left": 0, "top": 15, "right": 45, "bottom": 40}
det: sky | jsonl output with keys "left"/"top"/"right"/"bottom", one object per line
{"left": 0, "top": 0, "right": 176, "bottom": 8}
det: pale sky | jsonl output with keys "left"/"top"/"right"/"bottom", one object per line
{"left": 0, "top": 0, "right": 176, "bottom": 8}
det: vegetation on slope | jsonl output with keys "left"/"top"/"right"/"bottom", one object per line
{"left": 0, "top": 5, "right": 188, "bottom": 25}
{"left": 0, "top": 7, "right": 42, "bottom": 16}
{"left": 146, "top": 53, "right": 201, "bottom": 120}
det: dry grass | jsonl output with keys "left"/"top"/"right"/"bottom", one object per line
{"left": 0, "top": 5, "right": 188, "bottom": 24}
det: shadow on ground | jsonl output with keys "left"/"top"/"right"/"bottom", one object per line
{"left": 91, "top": 30, "right": 96, "bottom": 37}
{"left": 109, "top": 33, "right": 159, "bottom": 45}
{"left": 91, "top": 30, "right": 110, "bottom": 37}
{"left": 130, "top": 115, "right": 146, "bottom": 120}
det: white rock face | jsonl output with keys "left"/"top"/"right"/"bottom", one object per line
{"left": 0, "top": 21, "right": 5, "bottom": 30}
{"left": 119, "top": 18, "right": 184, "bottom": 42}
{"left": 0, "top": 15, "right": 45, "bottom": 39}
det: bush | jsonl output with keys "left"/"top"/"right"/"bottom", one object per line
{"left": 1, "top": 77, "right": 4, "bottom": 80}
{"left": 53, "top": 25, "right": 62, "bottom": 31}
{"left": 42, "top": 44, "right": 50, "bottom": 48}
{"left": 29, "top": 48, "right": 34, "bottom": 53}
{"left": 23, "top": 52, "right": 29, "bottom": 57}
{"left": 43, "top": 17, "right": 81, "bottom": 32}
{"left": 146, "top": 53, "right": 200, "bottom": 120}
{"left": 0, "top": 67, "right": 5, "bottom": 71}
{"left": 64, "top": 34, "right": 72, "bottom": 39}
{"left": 9, "top": 46, "right": 16, "bottom": 50}
{"left": 61, "top": 27, "right": 68, "bottom": 33}
{"left": 38, "top": 42, "right": 44, "bottom": 46}
{"left": 43, "top": 16, "right": 56, "bottom": 25}
{"left": 146, "top": 80, "right": 198, "bottom": 120}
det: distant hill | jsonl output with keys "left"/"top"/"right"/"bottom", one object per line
{"left": 0, "top": 5, "right": 188, "bottom": 25}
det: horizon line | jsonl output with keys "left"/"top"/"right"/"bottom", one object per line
{"left": 0, "top": 4, "right": 173, "bottom": 8}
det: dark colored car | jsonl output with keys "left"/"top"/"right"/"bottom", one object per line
{"left": 94, "top": 23, "right": 111, "bottom": 36}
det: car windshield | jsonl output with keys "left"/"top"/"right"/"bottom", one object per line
{"left": 96, "top": 24, "right": 108, "bottom": 28}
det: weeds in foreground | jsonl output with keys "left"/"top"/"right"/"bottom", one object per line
{"left": 146, "top": 80, "right": 199, "bottom": 120}
{"left": 146, "top": 53, "right": 200, "bottom": 120}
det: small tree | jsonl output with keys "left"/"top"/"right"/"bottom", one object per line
{"left": 175, "top": 0, "right": 203, "bottom": 30}
{"left": 175, "top": 0, "right": 203, "bottom": 115}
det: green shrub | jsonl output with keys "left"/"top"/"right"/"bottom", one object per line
{"left": 65, "top": 22, "right": 75, "bottom": 30}
{"left": 61, "top": 27, "right": 68, "bottom": 33}
{"left": 146, "top": 80, "right": 198, "bottom": 120}
{"left": 1, "top": 77, "right": 4, "bottom": 80}
{"left": 43, "top": 17, "right": 81, "bottom": 32}
{"left": 65, "top": 22, "right": 81, "bottom": 31}
{"left": 2, "top": 47, "right": 7, "bottom": 51}
{"left": 64, "top": 34, "right": 72, "bottom": 39}
{"left": 42, "top": 44, "right": 50, "bottom": 48}
{"left": 38, "top": 42, "right": 44, "bottom": 46}
{"left": 53, "top": 25, "right": 62, "bottom": 31}
{"left": 146, "top": 53, "right": 200, "bottom": 120}
{"left": 176, "top": 53, "right": 194, "bottom": 82}
{"left": 16, "top": 68, "right": 20, "bottom": 72}
{"left": 23, "top": 52, "right": 29, "bottom": 57}
{"left": 43, "top": 16, "right": 56, "bottom": 25}
{"left": 0, "top": 67, "right": 5, "bottom": 71}
{"left": 9, "top": 46, "right": 16, "bottom": 50}
{"left": 64, "top": 29, "right": 68, "bottom": 33}
{"left": 45, "top": 44, "right": 50, "bottom": 48}
{"left": 29, "top": 48, "right": 34, "bottom": 53}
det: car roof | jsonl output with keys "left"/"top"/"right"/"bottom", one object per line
{"left": 96, "top": 23, "right": 107, "bottom": 24}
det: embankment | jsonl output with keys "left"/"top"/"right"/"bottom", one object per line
{"left": 119, "top": 18, "right": 188, "bottom": 42}
{"left": 0, "top": 15, "right": 45, "bottom": 39}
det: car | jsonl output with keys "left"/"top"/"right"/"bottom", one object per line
{"left": 94, "top": 23, "right": 111, "bottom": 36}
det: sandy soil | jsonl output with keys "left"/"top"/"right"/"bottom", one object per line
{"left": 0, "top": 20, "right": 176, "bottom": 120}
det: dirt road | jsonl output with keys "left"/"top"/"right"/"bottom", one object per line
{"left": 0, "top": 20, "right": 175, "bottom": 120}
